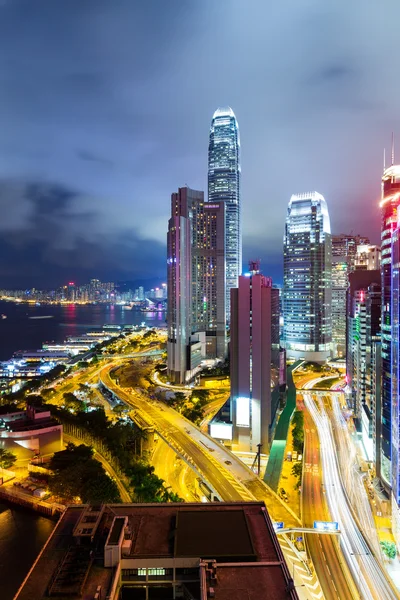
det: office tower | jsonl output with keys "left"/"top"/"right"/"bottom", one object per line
{"left": 283, "top": 192, "right": 332, "bottom": 362}
{"left": 230, "top": 263, "right": 280, "bottom": 451}
{"left": 331, "top": 234, "right": 371, "bottom": 357}
{"left": 354, "top": 244, "right": 381, "bottom": 270}
{"left": 346, "top": 271, "right": 381, "bottom": 460}
{"left": 138, "top": 286, "right": 144, "bottom": 301}
{"left": 167, "top": 188, "right": 198, "bottom": 384}
{"left": 191, "top": 201, "right": 226, "bottom": 359}
{"left": 67, "top": 281, "right": 76, "bottom": 302}
{"left": 392, "top": 218, "right": 400, "bottom": 542}
{"left": 381, "top": 164, "right": 400, "bottom": 486}
{"left": 167, "top": 187, "right": 226, "bottom": 384}
{"left": 208, "top": 107, "right": 241, "bottom": 322}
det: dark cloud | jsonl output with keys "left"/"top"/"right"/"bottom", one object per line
{"left": 0, "top": 0, "right": 399, "bottom": 287}
{"left": 0, "top": 180, "right": 165, "bottom": 287}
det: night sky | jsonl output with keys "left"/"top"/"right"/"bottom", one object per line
{"left": 0, "top": 0, "right": 399, "bottom": 288}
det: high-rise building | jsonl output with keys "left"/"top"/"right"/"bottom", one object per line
{"left": 283, "top": 192, "right": 332, "bottom": 362}
{"left": 230, "top": 263, "right": 280, "bottom": 451}
{"left": 355, "top": 245, "right": 381, "bottom": 271}
{"left": 380, "top": 164, "right": 400, "bottom": 486}
{"left": 167, "top": 187, "right": 226, "bottom": 384}
{"left": 331, "top": 234, "right": 371, "bottom": 357}
{"left": 346, "top": 271, "right": 381, "bottom": 460}
{"left": 208, "top": 107, "right": 241, "bottom": 322}
{"left": 391, "top": 214, "right": 400, "bottom": 544}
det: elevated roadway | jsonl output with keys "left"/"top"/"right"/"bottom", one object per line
{"left": 100, "top": 363, "right": 326, "bottom": 600}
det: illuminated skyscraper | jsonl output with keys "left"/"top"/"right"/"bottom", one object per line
{"left": 392, "top": 213, "right": 400, "bottom": 543}
{"left": 230, "top": 263, "right": 280, "bottom": 451}
{"left": 208, "top": 107, "right": 241, "bottom": 322}
{"left": 331, "top": 234, "right": 371, "bottom": 357}
{"left": 346, "top": 271, "right": 380, "bottom": 461}
{"left": 283, "top": 192, "right": 332, "bottom": 361}
{"left": 167, "top": 187, "right": 226, "bottom": 384}
{"left": 380, "top": 165, "right": 400, "bottom": 486}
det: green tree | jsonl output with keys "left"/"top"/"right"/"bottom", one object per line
{"left": 291, "top": 462, "right": 303, "bottom": 478}
{"left": 381, "top": 541, "right": 397, "bottom": 560}
{"left": 63, "top": 392, "right": 85, "bottom": 413}
{"left": 0, "top": 448, "right": 17, "bottom": 470}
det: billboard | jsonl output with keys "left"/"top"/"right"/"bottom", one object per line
{"left": 210, "top": 422, "right": 233, "bottom": 441}
{"left": 236, "top": 397, "right": 250, "bottom": 427}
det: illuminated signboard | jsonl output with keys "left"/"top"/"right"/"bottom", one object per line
{"left": 313, "top": 521, "right": 339, "bottom": 532}
{"left": 210, "top": 422, "right": 233, "bottom": 441}
{"left": 273, "top": 522, "right": 284, "bottom": 530}
{"left": 236, "top": 397, "right": 250, "bottom": 427}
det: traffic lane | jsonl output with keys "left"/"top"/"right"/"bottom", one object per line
{"left": 302, "top": 409, "right": 353, "bottom": 600}
{"left": 101, "top": 367, "right": 302, "bottom": 524}
{"left": 102, "top": 375, "right": 246, "bottom": 502}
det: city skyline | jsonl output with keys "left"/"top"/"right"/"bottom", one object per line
{"left": 0, "top": 1, "right": 399, "bottom": 287}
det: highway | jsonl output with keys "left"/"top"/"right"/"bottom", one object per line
{"left": 151, "top": 437, "right": 197, "bottom": 502}
{"left": 100, "top": 364, "right": 305, "bottom": 524}
{"left": 97, "top": 363, "right": 326, "bottom": 599}
{"left": 302, "top": 407, "right": 354, "bottom": 600}
{"left": 304, "top": 391, "right": 399, "bottom": 600}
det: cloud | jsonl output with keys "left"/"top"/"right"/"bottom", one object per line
{"left": 0, "top": 180, "right": 165, "bottom": 287}
{"left": 0, "top": 0, "right": 399, "bottom": 288}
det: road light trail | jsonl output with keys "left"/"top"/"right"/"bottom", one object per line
{"left": 304, "top": 392, "right": 399, "bottom": 600}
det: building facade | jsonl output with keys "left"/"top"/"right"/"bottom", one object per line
{"left": 208, "top": 107, "right": 241, "bottom": 323}
{"left": 346, "top": 271, "right": 381, "bottom": 461}
{"left": 331, "top": 234, "right": 371, "bottom": 357}
{"left": 355, "top": 245, "right": 381, "bottom": 271}
{"left": 391, "top": 215, "right": 400, "bottom": 543}
{"left": 167, "top": 187, "right": 226, "bottom": 384}
{"left": 230, "top": 265, "right": 280, "bottom": 451}
{"left": 381, "top": 165, "right": 400, "bottom": 486}
{"left": 283, "top": 192, "right": 332, "bottom": 362}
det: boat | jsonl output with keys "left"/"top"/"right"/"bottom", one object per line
{"left": 1, "top": 314, "right": 7, "bottom": 319}
{"left": 29, "top": 315, "right": 54, "bottom": 320}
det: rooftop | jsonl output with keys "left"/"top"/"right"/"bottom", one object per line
{"left": 16, "top": 502, "right": 298, "bottom": 600}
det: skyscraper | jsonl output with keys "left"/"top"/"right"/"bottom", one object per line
{"left": 283, "top": 192, "right": 332, "bottom": 362}
{"left": 208, "top": 107, "right": 241, "bottom": 322}
{"left": 392, "top": 212, "right": 400, "bottom": 543}
{"left": 346, "top": 270, "right": 381, "bottom": 460}
{"left": 167, "top": 187, "right": 226, "bottom": 384}
{"left": 380, "top": 164, "right": 400, "bottom": 486}
{"left": 230, "top": 263, "right": 280, "bottom": 451}
{"left": 331, "top": 234, "right": 372, "bottom": 357}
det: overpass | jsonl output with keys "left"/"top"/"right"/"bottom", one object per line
{"left": 99, "top": 363, "right": 326, "bottom": 600}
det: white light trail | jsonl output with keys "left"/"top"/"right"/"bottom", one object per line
{"left": 304, "top": 392, "right": 398, "bottom": 600}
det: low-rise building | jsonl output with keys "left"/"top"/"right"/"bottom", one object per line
{"left": 0, "top": 404, "right": 63, "bottom": 461}
{"left": 15, "top": 502, "right": 298, "bottom": 600}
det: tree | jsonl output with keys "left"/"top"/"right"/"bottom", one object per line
{"left": 48, "top": 443, "right": 121, "bottom": 504}
{"left": 291, "top": 462, "right": 303, "bottom": 478}
{"left": 63, "top": 392, "right": 85, "bottom": 413}
{"left": 0, "top": 448, "right": 17, "bottom": 470}
{"left": 26, "top": 394, "right": 45, "bottom": 407}
{"left": 381, "top": 541, "right": 397, "bottom": 560}
{"left": 49, "top": 443, "right": 93, "bottom": 471}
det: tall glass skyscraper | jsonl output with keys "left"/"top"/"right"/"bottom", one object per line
{"left": 381, "top": 164, "right": 400, "bottom": 486}
{"left": 283, "top": 192, "right": 332, "bottom": 361}
{"left": 208, "top": 107, "right": 241, "bottom": 322}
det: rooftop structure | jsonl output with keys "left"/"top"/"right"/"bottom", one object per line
{"left": 15, "top": 502, "right": 298, "bottom": 600}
